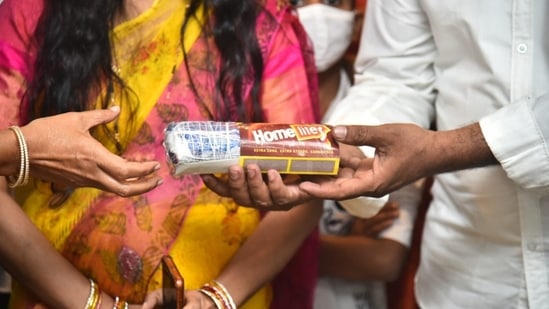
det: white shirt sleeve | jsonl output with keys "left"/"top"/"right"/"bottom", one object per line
{"left": 479, "top": 93, "right": 549, "bottom": 192}
{"left": 326, "top": 0, "right": 437, "bottom": 130}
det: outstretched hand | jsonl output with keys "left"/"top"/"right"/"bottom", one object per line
{"left": 202, "top": 164, "right": 316, "bottom": 211}
{"left": 299, "top": 122, "right": 497, "bottom": 199}
{"left": 201, "top": 143, "right": 366, "bottom": 211}
{"left": 299, "top": 123, "right": 435, "bottom": 199}
{"left": 21, "top": 107, "right": 162, "bottom": 197}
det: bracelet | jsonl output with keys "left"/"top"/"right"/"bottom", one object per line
{"left": 113, "top": 296, "right": 129, "bottom": 309}
{"left": 85, "top": 279, "right": 101, "bottom": 309}
{"left": 210, "top": 280, "right": 236, "bottom": 309}
{"left": 199, "top": 280, "right": 236, "bottom": 309}
{"left": 7, "top": 126, "right": 29, "bottom": 188}
{"left": 199, "top": 286, "right": 224, "bottom": 309}
{"left": 95, "top": 293, "right": 103, "bottom": 309}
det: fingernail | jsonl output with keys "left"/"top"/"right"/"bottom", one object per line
{"left": 247, "top": 166, "right": 256, "bottom": 178}
{"left": 156, "top": 179, "right": 164, "bottom": 186}
{"left": 333, "top": 126, "right": 347, "bottom": 140}
{"left": 154, "top": 163, "right": 161, "bottom": 171}
{"left": 109, "top": 105, "right": 120, "bottom": 112}
{"left": 268, "top": 170, "right": 276, "bottom": 182}
{"left": 229, "top": 167, "right": 240, "bottom": 180}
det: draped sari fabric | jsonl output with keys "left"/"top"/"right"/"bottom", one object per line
{"left": 0, "top": 0, "right": 320, "bottom": 308}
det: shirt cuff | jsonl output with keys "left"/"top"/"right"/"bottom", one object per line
{"left": 479, "top": 97, "right": 549, "bottom": 191}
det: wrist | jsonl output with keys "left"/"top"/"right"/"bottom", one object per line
{"left": 0, "top": 129, "right": 19, "bottom": 176}
{"left": 433, "top": 123, "right": 497, "bottom": 174}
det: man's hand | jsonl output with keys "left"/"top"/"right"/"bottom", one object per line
{"left": 22, "top": 107, "right": 162, "bottom": 197}
{"left": 300, "top": 122, "right": 496, "bottom": 199}
{"left": 299, "top": 123, "right": 434, "bottom": 199}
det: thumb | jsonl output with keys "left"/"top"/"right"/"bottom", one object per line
{"left": 83, "top": 106, "right": 120, "bottom": 129}
{"left": 333, "top": 125, "right": 382, "bottom": 148}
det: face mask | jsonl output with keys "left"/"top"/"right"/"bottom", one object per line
{"left": 297, "top": 4, "right": 355, "bottom": 72}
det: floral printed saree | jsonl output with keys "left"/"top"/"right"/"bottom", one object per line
{"left": 0, "top": 0, "right": 320, "bottom": 308}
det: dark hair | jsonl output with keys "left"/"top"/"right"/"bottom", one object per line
{"left": 184, "top": 0, "right": 264, "bottom": 122}
{"left": 26, "top": 0, "right": 265, "bottom": 127}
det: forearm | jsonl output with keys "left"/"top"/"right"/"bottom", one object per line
{"left": 0, "top": 179, "right": 92, "bottom": 308}
{"left": 216, "top": 201, "right": 322, "bottom": 305}
{"left": 430, "top": 123, "right": 498, "bottom": 175}
{"left": 319, "top": 235, "right": 407, "bottom": 282}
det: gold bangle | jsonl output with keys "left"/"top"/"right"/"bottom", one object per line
{"left": 211, "top": 280, "right": 236, "bottom": 309}
{"left": 95, "top": 293, "right": 102, "bottom": 309}
{"left": 113, "top": 296, "right": 128, "bottom": 309}
{"left": 7, "top": 126, "right": 29, "bottom": 188}
{"left": 199, "top": 286, "right": 224, "bottom": 309}
{"left": 85, "top": 279, "right": 101, "bottom": 309}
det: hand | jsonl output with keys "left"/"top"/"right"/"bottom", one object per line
{"left": 201, "top": 144, "right": 367, "bottom": 211}
{"left": 299, "top": 123, "right": 435, "bottom": 199}
{"left": 141, "top": 289, "right": 215, "bottom": 309}
{"left": 350, "top": 201, "right": 399, "bottom": 237}
{"left": 21, "top": 107, "right": 162, "bottom": 197}
{"left": 201, "top": 165, "right": 313, "bottom": 210}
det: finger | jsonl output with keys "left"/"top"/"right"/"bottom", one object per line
{"left": 95, "top": 171, "right": 163, "bottom": 197}
{"left": 142, "top": 289, "right": 163, "bottom": 308}
{"left": 381, "top": 201, "right": 399, "bottom": 211}
{"left": 224, "top": 165, "right": 256, "bottom": 205}
{"left": 266, "top": 170, "right": 311, "bottom": 210}
{"left": 118, "top": 177, "right": 163, "bottom": 197}
{"left": 81, "top": 106, "right": 121, "bottom": 130}
{"left": 368, "top": 220, "right": 395, "bottom": 234}
{"left": 300, "top": 178, "right": 368, "bottom": 200}
{"left": 94, "top": 149, "right": 160, "bottom": 182}
{"left": 333, "top": 125, "right": 383, "bottom": 148}
{"left": 117, "top": 160, "right": 161, "bottom": 180}
{"left": 376, "top": 201, "right": 399, "bottom": 216}
{"left": 201, "top": 174, "right": 232, "bottom": 197}
{"left": 245, "top": 164, "right": 273, "bottom": 208}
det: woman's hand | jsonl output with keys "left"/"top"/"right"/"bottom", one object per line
{"left": 21, "top": 107, "right": 162, "bottom": 196}
{"left": 141, "top": 289, "right": 216, "bottom": 309}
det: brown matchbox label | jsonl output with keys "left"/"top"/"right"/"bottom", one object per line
{"left": 238, "top": 123, "right": 340, "bottom": 175}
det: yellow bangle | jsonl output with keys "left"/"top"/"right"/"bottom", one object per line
{"left": 7, "top": 126, "right": 29, "bottom": 188}
{"left": 85, "top": 279, "right": 101, "bottom": 309}
{"left": 113, "top": 296, "right": 129, "bottom": 309}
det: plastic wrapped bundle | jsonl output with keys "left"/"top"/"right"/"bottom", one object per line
{"left": 164, "top": 121, "right": 340, "bottom": 175}
{"left": 164, "top": 121, "right": 241, "bottom": 174}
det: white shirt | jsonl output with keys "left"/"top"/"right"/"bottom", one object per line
{"left": 328, "top": 0, "right": 549, "bottom": 308}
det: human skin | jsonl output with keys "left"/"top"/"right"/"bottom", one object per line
{"left": 0, "top": 107, "right": 162, "bottom": 196}
{"left": 0, "top": 107, "right": 162, "bottom": 309}
{"left": 0, "top": 176, "right": 149, "bottom": 309}
{"left": 202, "top": 122, "right": 497, "bottom": 210}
